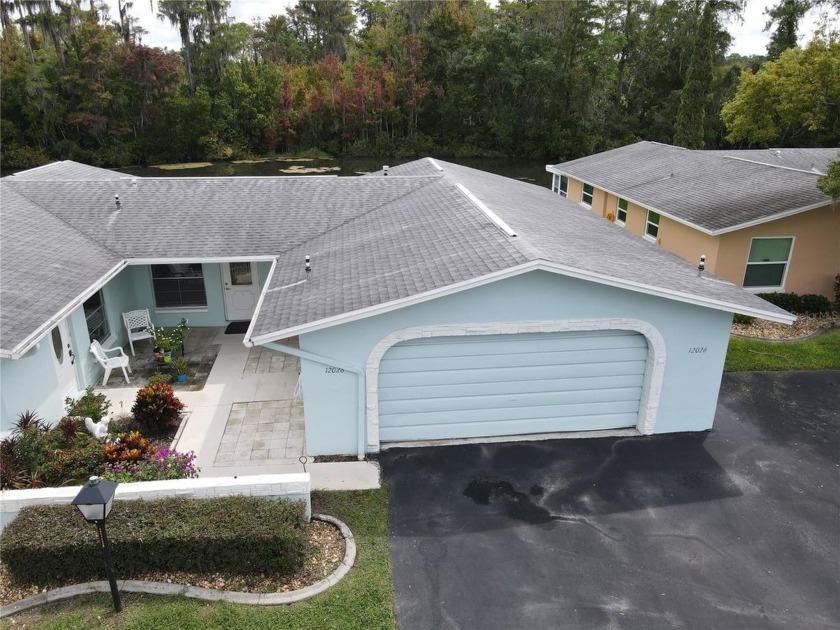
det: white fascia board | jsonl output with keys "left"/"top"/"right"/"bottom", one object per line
{"left": 127, "top": 256, "right": 277, "bottom": 265}
{"left": 249, "top": 263, "right": 538, "bottom": 344}
{"left": 709, "top": 200, "right": 832, "bottom": 235}
{"left": 243, "top": 257, "right": 279, "bottom": 348}
{"left": 547, "top": 169, "right": 716, "bottom": 235}
{"left": 249, "top": 259, "right": 794, "bottom": 345}
{"left": 4, "top": 260, "right": 129, "bottom": 359}
{"left": 534, "top": 260, "right": 796, "bottom": 324}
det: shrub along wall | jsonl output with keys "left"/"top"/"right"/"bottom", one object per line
{"left": 0, "top": 496, "right": 308, "bottom": 586}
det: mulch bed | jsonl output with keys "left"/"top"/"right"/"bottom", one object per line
{"left": 732, "top": 315, "right": 839, "bottom": 340}
{"left": 0, "top": 519, "right": 343, "bottom": 606}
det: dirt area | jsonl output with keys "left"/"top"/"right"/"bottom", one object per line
{"left": 0, "top": 519, "right": 343, "bottom": 606}
{"left": 732, "top": 314, "right": 839, "bottom": 340}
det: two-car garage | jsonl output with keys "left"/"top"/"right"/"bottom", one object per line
{"left": 377, "top": 329, "right": 650, "bottom": 443}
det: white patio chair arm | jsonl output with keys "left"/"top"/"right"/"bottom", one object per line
{"left": 101, "top": 345, "right": 127, "bottom": 357}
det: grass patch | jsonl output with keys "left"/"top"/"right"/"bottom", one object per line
{"left": 725, "top": 330, "right": 840, "bottom": 372}
{"left": 0, "top": 489, "right": 394, "bottom": 630}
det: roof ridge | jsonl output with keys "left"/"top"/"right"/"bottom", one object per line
{"left": 722, "top": 155, "right": 825, "bottom": 176}
{"left": 275, "top": 175, "right": 443, "bottom": 256}
{"left": 1, "top": 184, "right": 125, "bottom": 260}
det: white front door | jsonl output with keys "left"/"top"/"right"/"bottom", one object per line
{"left": 222, "top": 262, "right": 260, "bottom": 321}
{"left": 51, "top": 320, "right": 79, "bottom": 401}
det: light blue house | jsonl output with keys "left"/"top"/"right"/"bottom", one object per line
{"left": 0, "top": 159, "right": 793, "bottom": 454}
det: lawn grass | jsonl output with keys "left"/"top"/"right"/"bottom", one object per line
{"left": 725, "top": 330, "right": 840, "bottom": 372}
{"left": 0, "top": 489, "right": 394, "bottom": 630}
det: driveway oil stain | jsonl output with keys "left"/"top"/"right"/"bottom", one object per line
{"left": 463, "top": 478, "right": 555, "bottom": 524}
{"left": 464, "top": 477, "right": 626, "bottom": 541}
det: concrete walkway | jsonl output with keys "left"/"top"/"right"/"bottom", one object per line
{"left": 99, "top": 329, "right": 378, "bottom": 490}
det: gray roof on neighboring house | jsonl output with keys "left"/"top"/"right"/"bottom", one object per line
{"left": 1, "top": 157, "right": 794, "bottom": 356}
{"left": 549, "top": 141, "right": 836, "bottom": 233}
{"left": 704, "top": 148, "right": 838, "bottom": 174}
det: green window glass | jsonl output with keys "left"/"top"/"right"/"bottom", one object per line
{"left": 743, "top": 238, "right": 793, "bottom": 288}
{"left": 617, "top": 198, "right": 628, "bottom": 223}
{"left": 645, "top": 211, "right": 660, "bottom": 238}
{"left": 582, "top": 183, "right": 594, "bottom": 205}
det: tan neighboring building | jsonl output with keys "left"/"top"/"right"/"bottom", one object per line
{"left": 546, "top": 142, "right": 839, "bottom": 298}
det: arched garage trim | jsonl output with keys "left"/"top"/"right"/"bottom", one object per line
{"left": 365, "top": 319, "right": 666, "bottom": 452}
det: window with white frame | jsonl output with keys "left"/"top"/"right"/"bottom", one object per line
{"left": 551, "top": 174, "right": 569, "bottom": 197}
{"left": 743, "top": 237, "right": 793, "bottom": 289}
{"left": 645, "top": 210, "right": 660, "bottom": 239}
{"left": 582, "top": 183, "right": 593, "bottom": 206}
{"left": 151, "top": 264, "right": 208, "bottom": 308}
{"left": 616, "top": 198, "right": 628, "bottom": 224}
{"left": 83, "top": 291, "right": 110, "bottom": 343}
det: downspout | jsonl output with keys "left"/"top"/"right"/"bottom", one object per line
{"left": 264, "top": 343, "right": 366, "bottom": 460}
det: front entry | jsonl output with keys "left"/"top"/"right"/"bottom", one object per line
{"left": 51, "top": 319, "right": 79, "bottom": 401}
{"left": 222, "top": 262, "right": 260, "bottom": 321}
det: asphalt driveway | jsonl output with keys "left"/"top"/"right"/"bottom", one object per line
{"left": 380, "top": 371, "right": 840, "bottom": 630}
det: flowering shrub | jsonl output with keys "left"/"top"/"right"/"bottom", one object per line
{"left": 102, "top": 448, "right": 199, "bottom": 482}
{"left": 104, "top": 431, "right": 156, "bottom": 463}
{"left": 131, "top": 383, "right": 185, "bottom": 433}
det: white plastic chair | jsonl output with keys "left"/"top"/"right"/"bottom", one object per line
{"left": 122, "top": 309, "right": 155, "bottom": 356}
{"left": 90, "top": 340, "right": 131, "bottom": 385}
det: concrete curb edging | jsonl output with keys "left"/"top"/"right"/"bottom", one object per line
{"left": 0, "top": 514, "right": 355, "bottom": 618}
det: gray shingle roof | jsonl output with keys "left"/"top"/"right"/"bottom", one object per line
{"left": 4, "top": 176, "right": 434, "bottom": 259}
{"left": 1, "top": 188, "right": 123, "bottom": 355}
{"left": 704, "top": 148, "right": 838, "bottom": 174}
{"left": 5, "top": 160, "right": 125, "bottom": 181}
{"left": 550, "top": 141, "right": 835, "bottom": 233}
{"left": 250, "top": 177, "right": 527, "bottom": 338}
{"left": 2, "top": 158, "right": 793, "bottom": 355}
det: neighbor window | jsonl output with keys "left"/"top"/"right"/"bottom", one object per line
{"left": 151, "top": 264, "right": 207, "bottom": 308}
{"left": 551, "top": 174, "right": 568, "bottom": 197}
{"left": 743, "top": 237, "right": 793, "bottom": 289}
{"left": 616, "top": 198, "right": 628, "bottom": 224}
{"left": 582, "top": 183, "right": 594, "bottom": 206}
{"left": 645, "top": 211, "right": 660, "bottom": 239}
{"left": 83, "top": 291, "right": 110, "bottom": 343}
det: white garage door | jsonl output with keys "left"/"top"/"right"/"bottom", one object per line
{"left": 378, "top": 330, "right": 648, "bottom": 443}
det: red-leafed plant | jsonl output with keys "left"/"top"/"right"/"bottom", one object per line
{"left": 131, "top": 383, "right": 185, "bottom": 433}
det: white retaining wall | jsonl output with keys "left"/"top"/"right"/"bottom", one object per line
{"left": 0, "top": 474, "right": 311, "bottom": 532}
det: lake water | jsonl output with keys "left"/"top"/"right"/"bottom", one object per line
{"left": 116, "top": 156, "right": 553, "bottom": 189}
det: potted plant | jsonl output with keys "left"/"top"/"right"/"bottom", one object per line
{"left": 172, "top": 358, "right": 189, "bottom": 383}
{"left": 150, "top": 319, "right": 189, "bottom": 364}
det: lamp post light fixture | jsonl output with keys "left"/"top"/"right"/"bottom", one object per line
{"left": 71, "top": 476, "right": 122, "bottom": 613}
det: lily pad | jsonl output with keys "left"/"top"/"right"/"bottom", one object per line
{"left": 151, "top": 162, "right": 213, "bottom": 170}
{"left": 279, "top": 165, "right": 342, "bottom": 174}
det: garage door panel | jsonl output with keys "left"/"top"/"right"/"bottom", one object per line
{"left": 379, "top": 373, "right": 646, "bottom": 401}
{"left": 379, "top": 359, "right": 647, "bottom": 389}
{"left": 382, "top": 346, "right": 647, "bottom": 373}
{"left": 381, "top": 412, "right": 639, "bottom": 441}
{"left": 388, "top": 331, "right": 646, "bottom": 359}
{"left": 380, "top": 386, "right": 644, "bottom": 415}
{"left": 380, "top": 398, "right": 643, "bottom": 428}
{"left": 378, "top": 330, "right": 648, "bottom": 442}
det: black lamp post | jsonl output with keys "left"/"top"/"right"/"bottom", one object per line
{"left": 71, "top": 476, "right": 122, "bottom": 612}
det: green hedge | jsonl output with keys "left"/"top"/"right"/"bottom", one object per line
{"left": 0, "top": 496, "right": 307, "bottom": 586}
{"left": 757, "top": 292, "right": 833, "bottom": 315}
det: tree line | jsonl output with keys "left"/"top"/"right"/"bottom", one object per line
{"left": 1, "top": 0, "right": 838, "bottom": 170}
